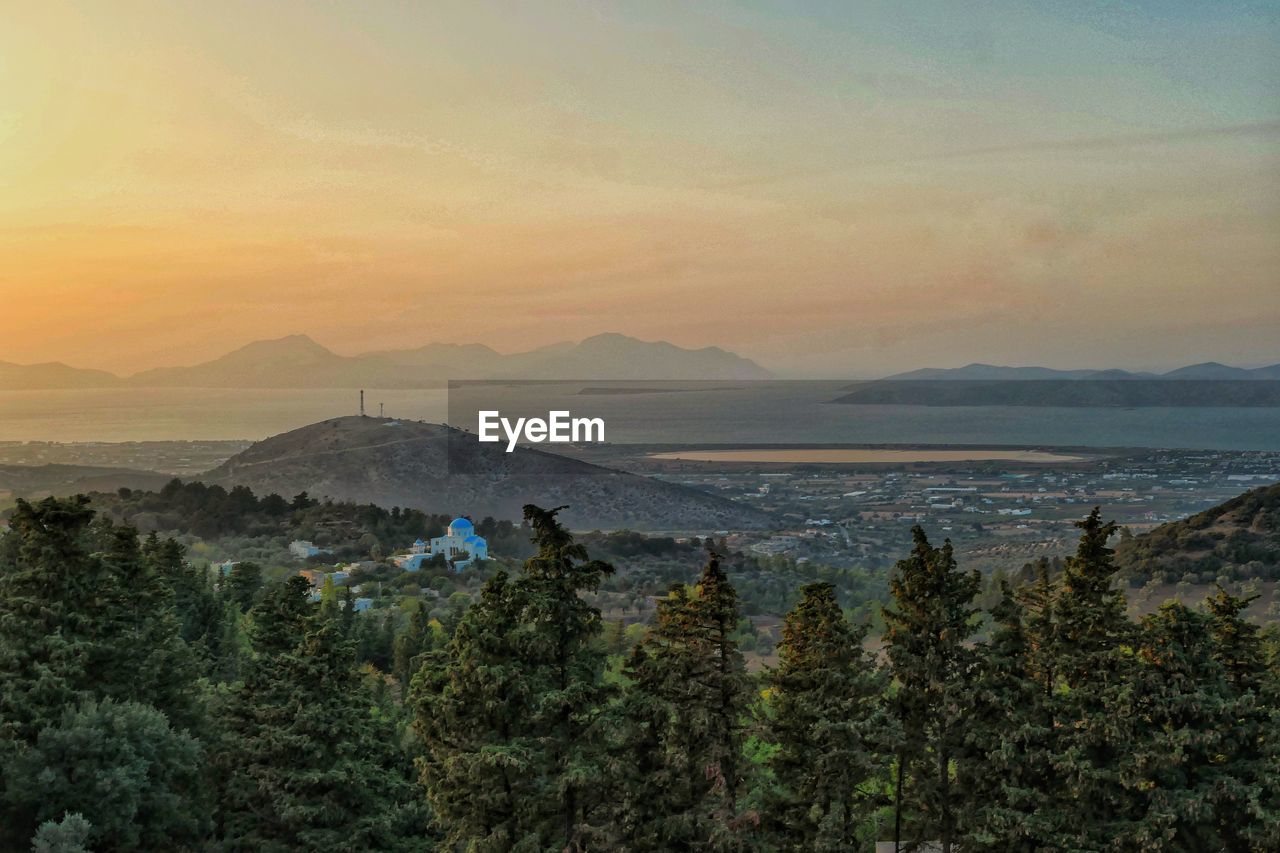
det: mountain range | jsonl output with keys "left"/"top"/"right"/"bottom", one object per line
{"left": 4, "top": 342, "right": 1278, "bottom": 390}
{"left": 0, "top": 334, "right": 772, "bottom": 389}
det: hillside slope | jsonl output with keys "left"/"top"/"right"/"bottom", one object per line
{"left": 0, "top": 464, "right": 172, "bottom": 500}
{"left": 203, "top": 416, "right": 771, "bottom": 532}
{"left": 1115, "top": 481, "right": 1280, "bottom": 582}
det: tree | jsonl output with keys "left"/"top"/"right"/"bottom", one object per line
{"left": 95, "top": 523, "right": 200, "bottom": 729}
{"left": 959, "top": 582, "right": 1056, "bottom": 851}
{"left": 1042, "top": 509, "right": 1139, "bottom": 850}
{"left": 881, "top": 527, "right": 980, "bottom": 853}
{"left": 5, "top": 699, "right": 209, "bottom": 852}
{"left": 392, "top": 605, "right": 443, "bottom": 688}
{"left": 1123, "top": 603, "right": 1276, "bottom": 850}
{"left": 415, "top": 504, "right": 615, "bottom": 851}
{"left": 217, "top": 577, "right": 423, "bottom": 851}
{"left": 0, "top": 497, "right": 99, "bottom": 749}
{"left": 414, "top": 571, "right": 535, "bottom": 850}
{"left": 1200, "top": 588, "right": 1280, "bottom": 847}
{"left": 765, "top": 582, "right": 888, "bottom": 851}
{"left": 225, "top": 561, "right": 264, "bottom": 612}
{"left": 616, "top": 553, "right": 757, "bottom": 850}
{"left": 31, "top": 813, "right": 92, "bottom": 853}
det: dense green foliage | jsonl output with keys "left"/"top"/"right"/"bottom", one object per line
{"left": 92, "top": 478, "right": 533, "bottom": 564}
{"left": 1, "top": 494, "right": 1277, "bottom": 850}
{"left": 1115, "top": 481, "right": 1280, "bottom": 583}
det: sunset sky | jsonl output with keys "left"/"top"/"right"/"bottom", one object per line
{"left": 2, "top": 1, "right": 1278, "bottom": 377}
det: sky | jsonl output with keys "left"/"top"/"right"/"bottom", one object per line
{"left": 1, "top": 0, "right": 1278, "bottom": 377}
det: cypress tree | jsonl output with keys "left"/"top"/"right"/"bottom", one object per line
{"left": 1201, "top": 588, "right": 1280, "bottom": 847}
{"left": 225, "top": 560, "right": 264, "bottom": 612}
{"left": 0, "top": 497, "right": 102, "bottom": 747}
{"left": 1123, "top": 603, "right": 1274, "bottom": 849}
{"left": 881, "top": 527, "right": 981, "bottom": 853}
{"left": 0, "top": 497, "right": 103, "bottom": 848}
{"left": 415, "top": 505, "right": 614, "bottom": 850}
{"left": 415, "top": 571, "right": 534, "bottom": 850}
{"left": 95, "top": 524, "right": 200, "bottom": 729}
{"left": 617, "top": 553, "right": 757, "bottom": 850}
{"left": 764, "top": 582, "right": 887, "bottom": 851}
{"left": 218, "top": 576, "right": 420, "bottom": 851}
{"left": 1043, "top": 509, "right": 1138, "bottom": 850}
{"left": 959, "top": 582, "right": 1056, "bottom": 851}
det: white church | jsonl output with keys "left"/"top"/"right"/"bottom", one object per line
{"left": 394, "top": 517, "right": 488, "bottom": 571}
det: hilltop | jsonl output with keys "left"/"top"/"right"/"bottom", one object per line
{"left": 1115, "top": 481, "right": 1280, "bottom": 582}
{"left": 203, "top": 416, "right": 771, "bottom": 532}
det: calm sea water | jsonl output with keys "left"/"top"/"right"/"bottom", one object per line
{"left": 2, "top": 383, "right": 1279, "bottom": 450}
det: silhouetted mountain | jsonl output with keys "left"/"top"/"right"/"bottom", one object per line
{"left": 122, "top": 333, "right": 772, "bottom": 387}
{"left": 882, "top": 361, "right": 1278, "bottom": 382}
{"left": 127, "top": 335, "right": 412, "bottom": 388}
{"left": 0, "top": 361, "right": 122, "bottom": 390}
{"left": 834, "top": 379, "right": 1280, "bottom": 407}
{"left": 885, "top": 363, "right": 1108, "bottom": 381}
{"left": 203, "top": 416, "right": 771, "bottom": 531}
{"left": 504, "top": 333, "right": 770, "bottom": 380}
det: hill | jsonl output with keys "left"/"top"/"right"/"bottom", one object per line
{"left": 883, "top": 360, "right": 1279, "bottom": 381}
{"left": 0, "top": 360, "right": 122, "bottom": 390}
{"left": 1115, "top": 481, "right": 1280, "bottom": 582}
{"left": 0, "top": 463, "right": 171, "bottom": 500}
{"left": 833, "top": 379, "right": 1280, "bottom": 407}
{"left": 124, "top": 333, "right": 772, "bottom": 388}
{"left": 203, "top": 416, "right": 771, "bottom": 531}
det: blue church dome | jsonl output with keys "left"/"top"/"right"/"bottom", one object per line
{"left": 448, "top": 517, "right": 473, "bottom": 535}
{"left": 464, "top": 534, "right": 483, "bottom": 544}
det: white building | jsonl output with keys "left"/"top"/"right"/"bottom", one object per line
{"left": 289, "top": 539, "right": 330, "bottom": 560}
{"left": 394, "top": 517, "right": 489, "bottom": 571}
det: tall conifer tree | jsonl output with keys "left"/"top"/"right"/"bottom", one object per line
{"left": 1042, "top": 509, "right": 1138, "bottom": 850}
{"left": 416, "top": 505, "right": 614, "bottom": 851}
{"left": 882, "top": 527, "right": 980, "bottom": 853}
{"left": 616, "top": 553, "right": 756, "bottom": 850}
{"left": 765, "top": 582, "right": 887, "bottom": 851}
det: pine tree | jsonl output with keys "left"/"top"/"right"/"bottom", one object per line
{"left": 959, "top": 582, "right": 1056, "bottom": 851}
{"left": 218, "top": 576, "right": 422, "bottom": 851}
{"left": 1042, "top": 509, "right": 1139, "bottom": 850}
{"left": 1201, "top": 588, "right": 1280, "bottom": 847}
{"left": 95, "top": 523, "right": 200, "bottom": 729}
{"left": 415, "top": 505, "right": 615, "bottom": 851}
{"left": 1121, "top": 603, "right": 1275, "bottom": 849}
{"left": 414, "top": 571, "right": 536, "bottom": 850}
{"left": 881, "top": 527, "right": 981, "bottom": 853}
{"left": 764, "top": 582, "right": 887, "bottom": 851}
{"left": 0, "top": 497, "right": 100, "bottom": 747}
{"left": 225, "top": 560, "right": 264, "bottom": 612}
{"left": 616, "top": 553, "right": 757, "bottom": 850}
{"left": 393, "top": 604, "right": 442, "bottom": 689}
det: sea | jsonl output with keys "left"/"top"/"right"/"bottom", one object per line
{"left": 2, "top": 382, "right": 1279, "bottom": 451}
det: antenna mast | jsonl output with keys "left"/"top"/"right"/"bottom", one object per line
{"left": 359, "top": 389, "right": 365, "bottom": 417}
